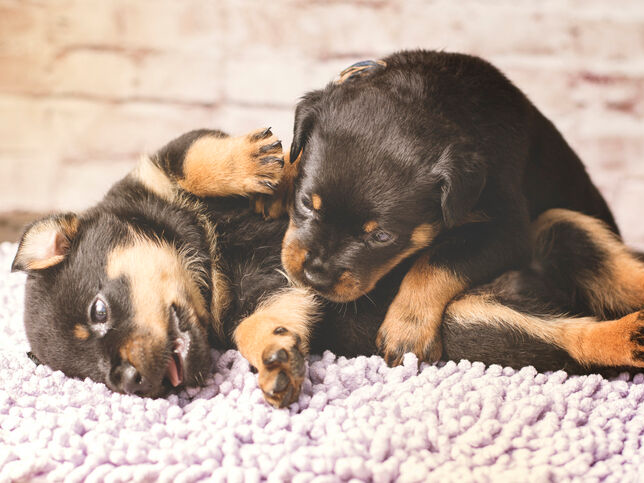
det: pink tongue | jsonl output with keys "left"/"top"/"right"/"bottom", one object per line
{"left": 167, "top": 356, "right": 181, "bottom": 387}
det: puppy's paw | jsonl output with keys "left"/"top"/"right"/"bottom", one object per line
{"left": 257, "top": 327, "right": 305, "bottom": 408}
{"left": 242, "top": 128, "right": 285, "bottom": 195}
{"left": 570, "top": 310, "right": 644, "bottom": 368}
{"left": 624, "top": 311, "right": 644, "bottom": 365}
{"left": 376, "top": 302, "right": 443, "bottom": 367}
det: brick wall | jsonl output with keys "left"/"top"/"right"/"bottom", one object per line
{"left": 1, "top": 0, "right": 643, "bottom": 248}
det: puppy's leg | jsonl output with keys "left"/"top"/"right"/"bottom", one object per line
{"left": 376, "top": 257, "right": 465, "bottom": 365}
{"left": 532, "top": 209, "right": 644, "bottom": 317}
{"left": 443, "top": 294, "right": 644, "bottom": 370}
{"left": 132, "top": 128, "right": 285, "bottom": 200}
{"left": 233, "top": 288, "right": 318, "bottom": 408}
{"left": 377, "top": 218, "right": 530, "bottom": 366}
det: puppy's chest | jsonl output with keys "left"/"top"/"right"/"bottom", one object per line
{"left": 207, "top": 203, "right": 289, "bottom": 322}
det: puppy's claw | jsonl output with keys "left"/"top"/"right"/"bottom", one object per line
{"left": 259, "top": 141, "right": 282, "bottom": 154}
{"left": 251, "top": 127, "right": 272, "bottom": 141}
{"left": 260, "top": 156, "right": 285, "bottom": 167}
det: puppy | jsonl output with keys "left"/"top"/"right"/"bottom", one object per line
{"left": 11, "top": 127, "right": 644, "bottom": 409}
{"left": 282, "top": 49, "right": 620, "bottom": 366}
{"left": 12, "top": 128, "right": 314, "bottom": 407}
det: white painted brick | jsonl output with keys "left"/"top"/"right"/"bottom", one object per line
{"left": 53, "top": 160, "right": 134, "bottom": 212}
{"left": 48, "top": 0, "right": 225, "bottom": 53}
{"left": 43, "top": 99, "right": 215, "bottom": 160}
{"left": 213, "top": 105, "right": 294, "bottom": 147}
{"left": 612, "top": 176, "right": 644, "bottom": 251}
{"left": 0, "top": 155, "right": 59, "bottom": 212}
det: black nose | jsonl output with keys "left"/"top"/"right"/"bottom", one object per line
{"left": 112, "top": 362, "right": 152, "bottom": 396}
{"left": 303, "top": 254, "right": 338, "bottom": 292}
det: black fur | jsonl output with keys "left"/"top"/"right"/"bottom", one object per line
{"left": 287, "top": 50, "right": 618, "bottom": 302}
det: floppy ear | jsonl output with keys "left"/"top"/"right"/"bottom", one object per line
{"left": 12, "top": 213, "right": 79, "bottom": 272}
{"left": 289, "top": 90, "right": 323, "bottom": 163}
{"left": 431, "top": 144, "right": 487, "bottom": 228}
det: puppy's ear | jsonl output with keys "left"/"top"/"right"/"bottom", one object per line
{"left": 12, "top": 213, "right": 79, "bottom": 272}
{"left": 431, "top": 145, "right": 487, "bottom": 228}
{"left": 290, "top": 90, "right": 323, "bottom": 163}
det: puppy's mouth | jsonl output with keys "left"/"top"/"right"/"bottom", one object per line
{"left": 167, "top": 334, "right": 189, "bottom": 387}
{"left": 165, "top": 304, "right": 192, "bottom": 387}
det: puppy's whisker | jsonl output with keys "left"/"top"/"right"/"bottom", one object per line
{"left": 363, "top": 293, "right": 376, "bottom": 307}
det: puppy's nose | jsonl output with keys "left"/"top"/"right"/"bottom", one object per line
{"left": 112, "top": 361, "right": 152, "bottom": 396}
{"left": 303, "top": 255, "right": 337, "bottom": 292}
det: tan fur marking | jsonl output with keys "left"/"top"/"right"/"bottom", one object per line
{"left": 311, "top": 194, "right": 322, "bottom": 211}
{"left": 281, "top": 220, "right": 308, "bottom": 282}
{"left": 363, "top": 221, "right": 379, "bottom": 233}
{"left": 378, "top": 259, "right": 466, "bottom": 362}
{"left": 534, "top": 209, "right": 644, "bottom": 315}
{"left": 333, "top": 270, "right": 361, "bottom": 300}
{"left": 107, "top": 239, "right": 208, "bottom": 340}
{"left": 131, "top": 156, "right": 176, "bottom": 201}
{"left": 178, "top": 132, "right": 282, "bottom": 197}
{"left": 74, "top": 324, "right": 90, "bottom": 341}
{"left": 119, "top": 336, "right": 146, "bottom": 370}
{"left": 446, "top": 295, "right": 644, "bottom": 367}
{"left": 233, "top": 288, "right": 318, "bottom": 369}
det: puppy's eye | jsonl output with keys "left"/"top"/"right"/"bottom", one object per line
{"left": 90, "top": 297, "right": 109, "bottom": 323}
{"left": 369, "top": 230, "right": 395, "bottom": 245}
{"left": 300, "top": 194, "right": 313, "bottom": 212}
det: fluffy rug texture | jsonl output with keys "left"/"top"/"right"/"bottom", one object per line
{"left": 1, "top": 241, "right": 644, "bottom": 482}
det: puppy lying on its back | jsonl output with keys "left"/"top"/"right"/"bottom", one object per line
{"left": 12, "top": 128, "right": 312, "bottom": 407}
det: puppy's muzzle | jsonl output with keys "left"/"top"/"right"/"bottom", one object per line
{"left": 302, "top": 252, "right": 342, "bottom": 293}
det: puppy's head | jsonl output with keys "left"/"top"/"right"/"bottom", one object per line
{"left": 282, "top": 60, "right": 487, "bottom": 301}
{"left": 12, "top": 210, "right": 213, "bottom": 397}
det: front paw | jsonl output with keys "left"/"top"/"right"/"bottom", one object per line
{"left": 376, "top": 303, "right": 443, "bottom": 367}
{"left": 242, "top": 128, "right": 285, "bottom": 195}
{"left": 257, "top": 327, "right": 306, "bottom": 408}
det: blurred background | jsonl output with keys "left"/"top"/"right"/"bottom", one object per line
{"left": 1, "top": 0, "right": 643, "bottom": 247}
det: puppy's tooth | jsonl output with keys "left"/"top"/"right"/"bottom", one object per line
{"left": 273, "top": 371, "right": 289, "bottom": 393}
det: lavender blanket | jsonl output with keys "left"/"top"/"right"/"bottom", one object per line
{"left": 1, "top": 241, "right": 643, "bottom": 482}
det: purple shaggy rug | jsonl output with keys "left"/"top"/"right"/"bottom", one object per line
{"left": 1, "top": 242, "right": 643, "bottom": 482}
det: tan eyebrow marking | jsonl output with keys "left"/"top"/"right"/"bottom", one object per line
{"left": 74, "top": 324, "right": 90, "bottom": 340}
{"left": 363, "top": 221, "right": 379, "bottom": 233}
{"left": 311, "top": 194, "right": 322, "bottom": 211}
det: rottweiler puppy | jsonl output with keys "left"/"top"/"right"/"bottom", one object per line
{"left": 283, "top": 49, "right": 620, "bottom": 366}
{"left": 11, "top": 127, "right": 644, "bottom": 409}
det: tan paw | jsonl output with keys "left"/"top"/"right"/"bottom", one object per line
{"left": 257, "top": 327, "right": 305, "bottom": 408}
{"left": 376, "top": 300, "right": 443, "bottom": 367}
{"left": 241, "top": 127, "right": 285, "bottom": 195}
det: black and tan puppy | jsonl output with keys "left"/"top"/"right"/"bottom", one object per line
{"left": 12, "top": 128, "right": 314, "bottom": 407}
{"left": 283, "top": 49, "right": 619, "bottom": 365}
{"left": 11, "top": 127, "right": 644, "bottom": 409}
